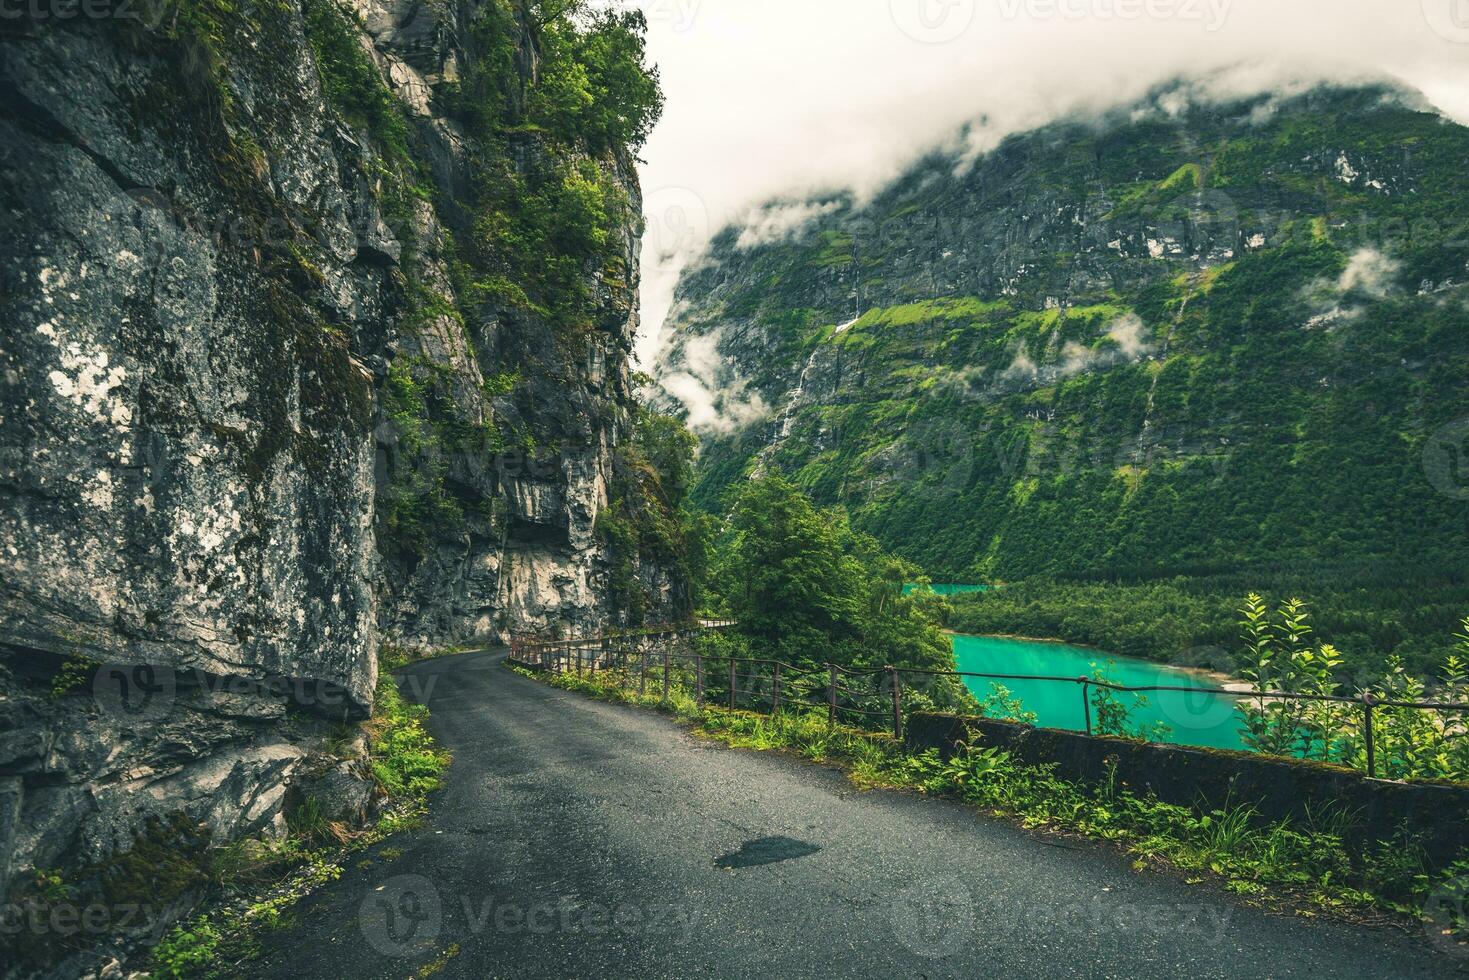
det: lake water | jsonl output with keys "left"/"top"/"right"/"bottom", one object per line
{"left": 903, "top": 583, "right": 992, "bottom": 596}
{"left": 951, "top": 634, "right": 1249, "bottom": 750}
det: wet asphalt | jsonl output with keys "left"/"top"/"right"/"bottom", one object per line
{"left": 243, "top": 649, "right": 1460, "bottom": 979}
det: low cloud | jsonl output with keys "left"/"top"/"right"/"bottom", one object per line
{"left": 735, "top": 201, "right": 843, "bottom": 250}
{"left": 633, "top": 0, "right": 1469, "bottom": 362}
{"left": 656, "top": 329, "right": 773, "bottom": 435}
{"left": 1002, "top": 350, "right": 1039, "bottom": 384}
{"left": 1106, "top": 312, "right": 1151, "bottom": 357}
{"left": 1337, "top": 247, "right": 1400, "bottom": 298}
{"left": 1301, "top": 247, "right": 1402, "bottom": 327}
{"left": 1002, "top": 313, "right": 1154, "bottom": 385}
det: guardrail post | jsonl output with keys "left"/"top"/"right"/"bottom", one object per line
{"left": 695, "top": 653, "right": 704, "bottom": 705}
{"left": 1362, "top": 693, "right": 1377, "bottom": 778}
{"left": 828, "top": 664, "right": 837, "bottom": 729}
{"left": 889, "top": 666, "right": 903, "bottom": 741}
{"left": 729, "top": 659, "right": 737, "bottom": 711}
{"left": 662, "top": 646, "right": 670, "bottom": 704}
{"left": 772, "top": 662, "right": 781, "bottom": 715}
{"left": 1081, "top": 678, "right": 1092, "bottom": 736}
{"left": 888, "top": 666, "right": 903, "bottom": 741}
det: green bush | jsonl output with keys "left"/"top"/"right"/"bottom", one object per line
{"left": 367, "top": 678, "right": 451, "bottom": 800}
{"left": 151, "top": 921, "right": 223, "bottom": 980}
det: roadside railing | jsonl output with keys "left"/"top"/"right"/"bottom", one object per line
{"left": 507, "top": 621, "right": 736, "bottom": 672}
{"left": 512, "top": 627, "right": 1469, "bottom": 780}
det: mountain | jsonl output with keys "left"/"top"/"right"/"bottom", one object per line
{"left": 0, "top": 0, "right": 680, "bottom": 936}
{"left": 654, "top": 83, "right": 1469, "bottom": 670}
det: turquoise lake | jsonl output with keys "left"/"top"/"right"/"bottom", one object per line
{"left": 903, "top": 583, "right": 992, "bottom": 596}
{"left": 951, "top": 634, "right": 1249, "bottom": 750}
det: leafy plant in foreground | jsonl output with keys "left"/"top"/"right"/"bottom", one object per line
{"left": 1088, "top": 661, "right": 1171, "bottom": 741}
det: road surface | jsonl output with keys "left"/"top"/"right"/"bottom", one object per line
{"left": 245, "top": 649, "right": 1459, "bottom": 979}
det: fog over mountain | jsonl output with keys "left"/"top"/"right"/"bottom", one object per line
{"left": 630, "top": 0, "right": 1469, "bottom": 366}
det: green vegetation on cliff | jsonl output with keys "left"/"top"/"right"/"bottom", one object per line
{"left": 291, "top": 0, "right": 685, "bottom": 599}
{"left": 447, "top": 1, "right": 662, "bottom": 333}
{"left": 599, "top": 407, "right": 710, "bottom": 622}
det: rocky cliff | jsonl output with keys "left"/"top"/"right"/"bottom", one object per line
{"left": 0, "top": 0, "right": 679, "bottom": 941}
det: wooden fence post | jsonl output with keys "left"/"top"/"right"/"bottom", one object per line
{"left": 695, "top": 653, "right": 704, "bottom": 705}
{"left": 828, "top": 664, "right": 837, "bottom": 729}
{"left": 772, "top": 663, "right": 782, "bottom": 715}
{"left": 1081, "top": 679, "right": 1092, "bottom": 736}
{"left": 638, "top": 645, "right": 647, "bottom": 696}
{"left": 729, "top": 659, "right": 737, "bottom": 711}
{"left": 662, "top": 646, "right": 670, "bottom": 704}
{"left": 889, "top": 666, "right": 903, "bottom": 741}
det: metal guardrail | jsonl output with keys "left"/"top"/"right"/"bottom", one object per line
{"left": 510, "top": 625, "right": 1469, "bottom": 780}
{"left": 507, "top": 621, "right": 736, "bottom": 671}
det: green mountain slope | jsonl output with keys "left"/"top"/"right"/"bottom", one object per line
{"left": 654, "top": 84, "right": 1469, "bottom": 672}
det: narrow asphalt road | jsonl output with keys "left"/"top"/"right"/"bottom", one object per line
{"left": 246, "top": 650, "right": 1457, "bottom": 979}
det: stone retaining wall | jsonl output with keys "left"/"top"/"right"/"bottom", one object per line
{"left": 906, "top": 713, "right": 1469, "bottom": 868}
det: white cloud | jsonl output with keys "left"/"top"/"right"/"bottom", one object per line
{"left": 735, "top": 201, "right": 842, "bottom": 250}
{"left": 1106, "top": 312, "right": 1151, "bottom": 359}
{"left": 1003, "top": 349, "right": 1039, "bottom": 383}
{"left": 631, "top": 0, "right": 1469, "bottom": 368}
{"left": 1300, "top": 247, "right": 1403, "bottom": 327}
{"left": 1337, "top": 247, "right": 1401, "bottom": 298}
{"left": 1001, "top": 313, "right": 1152, "bottom": 384}
{"left": 656, "top": 329, "right": 772, "bottom": 435}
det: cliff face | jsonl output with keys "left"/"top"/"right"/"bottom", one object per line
{"left": 655, "top": 85, "right": 1469, "bottom": 584}
{"left": 0, "top": 0, "right": 676, "bottom": 914}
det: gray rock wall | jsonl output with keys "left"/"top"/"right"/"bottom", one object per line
{"left": 0, "top": 0, "right": 677, "bottom": 925}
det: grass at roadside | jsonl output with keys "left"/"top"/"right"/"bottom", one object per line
{"left": 512, "top": 663, "right": 1469, "bottom": 952}
{"left": 148, "top": 673, "right": 451, "bottom": 978}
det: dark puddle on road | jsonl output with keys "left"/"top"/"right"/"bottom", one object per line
{"left": 714, "top": 836, "right": 821, "bottom": 869}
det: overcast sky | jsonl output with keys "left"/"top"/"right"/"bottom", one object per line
{"left": 628, "top": 0, "right": 1469, "bottom": 367}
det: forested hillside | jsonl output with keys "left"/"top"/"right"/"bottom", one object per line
{"left": 654, "top": 84, "right": 1469, "bottom": 673}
